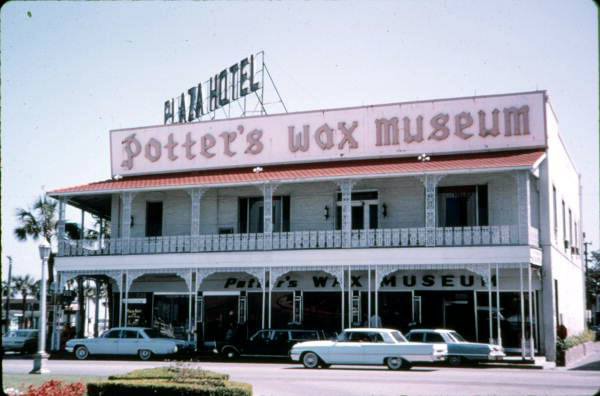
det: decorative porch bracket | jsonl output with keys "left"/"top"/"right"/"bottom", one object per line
{"left": 336, "top": 179, "right": 356, "bottom": 248}
{"left": 57, "top": 198, "right": 66, "bottom": 256}
{"left": 262, "top": 183, "right": 279, "bottom": 250}
{"left": 418, "top": 174, "right": 446, "bottom": 246}
{"left": 120, "top": 191, "right": 136, "bottom": 254}
{"left": 186, "top": 188, "right": 207, "bottom": 252}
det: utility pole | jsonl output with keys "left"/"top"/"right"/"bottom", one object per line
{"left": 4, "top": 256, "right": 13, "bottom": 333}
{"left": 583, "top": 233, "right": 592, "bottom": 278}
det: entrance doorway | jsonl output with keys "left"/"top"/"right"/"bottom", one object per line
{"left": 203, "top": 293, "right": 239, "bottom": 342}
{"left": 415, "top": 291, "right": 476, "bottom": 340}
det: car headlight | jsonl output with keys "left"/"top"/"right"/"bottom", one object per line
{"left": 173, "top": 346, "right": 178, "bottom": 353}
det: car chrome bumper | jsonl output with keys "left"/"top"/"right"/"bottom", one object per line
{"left": 65, "top": 346, "right": 74, "bottom": 353}
{"left": 290, "top": 352, "right": 300, "bottom": 361}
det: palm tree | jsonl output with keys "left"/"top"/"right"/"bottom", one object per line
{"left": 13, "top": 275, "right": 35, "bottom": 329}
{"left": 14, "top": 196, "right": 85, "bottom": 285}
{"left": 14, "top": 196, "right": 58, "bottom": 284}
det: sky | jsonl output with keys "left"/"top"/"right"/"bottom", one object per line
{"left": 1, "top": 1, "right": 598, "bottom": 279}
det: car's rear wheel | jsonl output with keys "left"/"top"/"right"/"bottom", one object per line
{"left": 222, "top": 347, "right": 239, "bottom": 360}
{"left": 138, "top": 349, "right": 153, "bottom": 361}
{"left": 74, "top": 345, "right": 89, "bottom": 360}
{"left": 386, "top": 357, "right": 410, "bottom": 370}
{"left": 302, "top": 352, "right": 320, "bottom": 369}
{"left": 448, "top": 356, "right": 463, "bottom": 367}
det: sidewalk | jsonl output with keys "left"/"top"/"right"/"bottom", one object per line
{"left": 480, "top": 355, "right": 555, "bottom": 370}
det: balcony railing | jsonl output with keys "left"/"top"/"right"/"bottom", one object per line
{"left": 58, "top": 225, "right": 522, "bottom": 257}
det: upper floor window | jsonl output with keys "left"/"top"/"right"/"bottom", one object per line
{"left": 437, "top": 185, "right": 488, "bottom": 227}
{"left": 568, "top": 209, "right": 573, "bottom": 245}
{"left": 561, "top": 200, "right": 566, "bottom": 244}
{"left": 238, "top": 196, "right": 290, "bottom": 233}
{"left": 552, "top": 186, "right": 558, "bottom": 236}
{"left": 145, "top": 201, "right": 163, "bottom": 237}
{"left": 335, "top": 190, "right": 379, "bottom": 230}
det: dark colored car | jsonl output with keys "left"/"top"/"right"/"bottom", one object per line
{"left": 219, "top": 329, "right": 330, "bottom": 359}
{"left": 406, "top": 329, "right": 505, "bottom": 366}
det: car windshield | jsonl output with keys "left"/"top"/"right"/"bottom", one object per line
{"left": 143, "top": 329, "right": 174, "bottom": 339}
{"left": 390, "top": 331, "right": 407, "bottom": 343}
{"left": 449, "top": 331, "right": 466, "bottom": 342}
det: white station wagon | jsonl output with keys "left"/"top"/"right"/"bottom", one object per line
{"left": 65, "top": 327, "right": 192, "bottom": 360}
{"left": 290, "top": 328, "right": 447, "bottom": 370}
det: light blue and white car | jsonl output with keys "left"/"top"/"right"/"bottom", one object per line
{"left": 405, "top": 329, "right": 505, "bottom": 366}
{"left": 290, "top": 328, "right": 447, "bottom": 370}
{"left": 65, "top": 327, "right": 193, "bottom": 360}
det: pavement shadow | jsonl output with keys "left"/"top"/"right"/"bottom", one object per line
{"left": 569, "top": 358, "right": 600, "bottom": 371}
{"left": 284, "top": 366, "right": 438, "bottom": 372}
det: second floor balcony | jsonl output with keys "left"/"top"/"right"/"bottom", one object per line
{"left": 59, "top": 224, "right": 528, "bottom": 257}
{"left": 50, "top": 150, "right": 545, "bottom": 258}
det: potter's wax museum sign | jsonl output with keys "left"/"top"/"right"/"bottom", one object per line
{"left": 110, "top": 91, "right": 546, "bottom": 177}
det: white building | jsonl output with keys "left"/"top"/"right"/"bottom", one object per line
{"left": 48, "top": 91, "right": 585, "bottom": 361}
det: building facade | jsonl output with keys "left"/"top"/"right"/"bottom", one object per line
{"left": 48, "top": 91, "right": 585, "bottom": 361}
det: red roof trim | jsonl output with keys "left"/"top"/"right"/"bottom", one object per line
{"left": 49, "top": 150, "right": 545, "bottom": 195}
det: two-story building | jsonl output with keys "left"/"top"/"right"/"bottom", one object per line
{"left": 48, "top": 91, "right": 585, "bottom": 361}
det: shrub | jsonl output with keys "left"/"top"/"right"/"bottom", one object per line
{"left": 22, "top": 380, "right": 85, "bottom": 396}
{"left": 556, "top": 329, "right": 596, "bottom": 366}
{"left": 87, "top": 365, "right": 251, "bottom": 396}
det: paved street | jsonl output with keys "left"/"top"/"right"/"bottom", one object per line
{"left": 3, "top": 357, "right": 600, "bottom": 396}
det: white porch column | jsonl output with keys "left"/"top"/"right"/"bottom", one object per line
{"left": 124, "top": 273, "right": 130, "bottom": 326}
{"left": 488, "top": 265, "right": 493, "bottom": 344}
{"left": 94, "top": 279, "right": 100, "bottom": 337}
{"left": 367, "top": 266, "right": 371, "bottom": 326}
{"left": 262, "top": 184, "right": 277, "bottom": 250}
{"left": 120, "top": 192, "right": 135, "bottom": 253}
{"left": 338, "top": 180, "right": 355, "bottom": 248}
{"left": 57, "top": 198, "right": 66, "bottom": 256}
{"left": 188, "top": 272, "right": 193, "bottom": 341}
{"left": 516, "top": 171, "right": 532, "bottom": 245}
{"left": 347, "top": 267, "right": 352, "bottom": 328}
{"left": 495, "top": 264, "right": 502, "bottom": 346}
{"left": 519, "top": 264, "right": 526, "bottom": 359}
{"left": 262, "top": 268, "right": 266, "bottom": 329}
{"left": 528, "top": 264, "right": 535, "bottom": 359}
{"left": 341, "top": 270, "right": 345, "bottom": 331}
{"left": 118, "top": 273, "right": 124, "bottom": 326}
{"left": 268, "top": 269, "right": 272, "bottom": 328}
{"left": 374, "top": 267, "right": 378, "bottom": 327}
{"left": 473, "top": 290, "right": 479, "bottom": 342}
{"left": 421, "top": 174, "right": 445, "bottom": 246}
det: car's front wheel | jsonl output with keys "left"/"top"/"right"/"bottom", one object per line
{"left": 386, "top": 357, "right": 410, "bottom": 370}
{"left": 138, "top": 349, "right": 153, "bottom": 361}
{"left": 448, "top": 356, "right": 463, "bottom": 367}
{"left": 74, "top": 346, "right": 89, "bottom": 360}
{"left": 222, "top": 347, "right": 239, "bottom": 360}
{"left": 302, "top": 352, "right": 320, "bottom": 369}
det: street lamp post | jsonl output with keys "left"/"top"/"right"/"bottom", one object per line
{"left": 30, "top": 241, "right": 51, "bottom": 374}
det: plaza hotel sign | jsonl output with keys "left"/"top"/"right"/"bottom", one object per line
{"left": 111, "top": 91, "right": 546, "bottom": 177}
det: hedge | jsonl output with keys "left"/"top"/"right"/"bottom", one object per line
{"left": 87, "top": 366, "right": 251, "bottom": 396}
{"left": 557, "top": 329, "right": 596, "bottom": 352}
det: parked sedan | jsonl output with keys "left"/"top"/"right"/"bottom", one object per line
{"left": 405, "top": 329, "right": 505, "bottom": 366}
{"left": 290, "top": 328, "right": 447, "bottom": 370}
{"left": 65, "top": 327, "right": 193, "bottom": 360}
{"left": 219, "top": 329, "right": 330, "bottom": 359}
{"left": 2, "top": 329, "right": 38, "bottom": 354}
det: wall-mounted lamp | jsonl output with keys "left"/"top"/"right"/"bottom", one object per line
{"left": 417, "top": 153, "right": 431, "bottom": 162}
{"left": 382, "top": 203, "right": 388, "bottom": 218}
{"left": 324, "top": 206, "right": 330, "bottom": 220}
{"left": 253, "top": 166, "right": 263, "bottom": 173}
